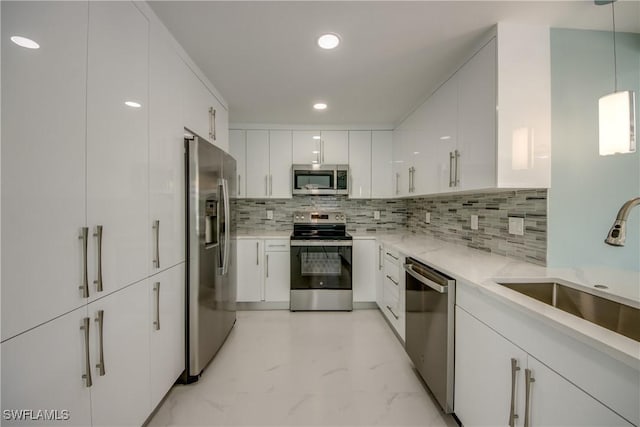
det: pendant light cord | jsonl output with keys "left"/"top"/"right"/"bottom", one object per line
{"left": 612, "top": 1, "right": 618, "bottom": 91}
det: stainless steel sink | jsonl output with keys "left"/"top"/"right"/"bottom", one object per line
{"left": 496, "top": 281, "right": 640, "bottom": 342}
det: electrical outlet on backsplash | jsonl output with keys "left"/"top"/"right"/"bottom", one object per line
{"left": 232, "top": 189, "right": 547, "bottom": 265}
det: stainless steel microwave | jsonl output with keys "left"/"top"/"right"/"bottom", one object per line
{"left": 292, "top": 164, "right": 349, "bottom": 195}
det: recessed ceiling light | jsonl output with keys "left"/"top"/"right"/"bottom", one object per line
{"left": 312, "top": 136, "right": 321, "bottom": 140}
{"left": 317, "top": 33, "right": 340, "bottom": 50}
{"left": 440, "top": 136, "right": 451, "bottom": 140}
{"left": 313, "top": 103, "right": 327, "bottom": 110}
{"left": 312, "top": 150, "right": 320, "bottom": 154}
{"left": 125, "top": 101, "right": 142, "bottom": 108}
{"left": 11, "top": 36, "right": 39, "bottom": 49}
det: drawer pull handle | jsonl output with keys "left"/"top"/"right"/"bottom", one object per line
{"left": 386, "top": 275, "right": 399, "bottom": 286}
{"left": 386, "top": 305, "right": 399, "bottom": 320}
{"left": 385, "top": 252, "right": 398, "bottom": 260}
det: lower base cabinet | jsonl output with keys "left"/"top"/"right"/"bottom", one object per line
{"left": 264, "top": 250, "right": 290, "bottom": 302}
{"left": 352, "top": 239, "right": 376, "bottom": 302}
{"left": 236, "top": 239, "right": 263, "bottom": 302}
{"left": 236, "top": 238, "right": 290, "bottom": 303}
{"left": 1, "top": 265, "right": 186, "bottom": 426}
{"left": 149, "top": 264, "right": 185, "bottom": 409}
{"left": 455, "top": 306, "right": 632, "bottom": 427}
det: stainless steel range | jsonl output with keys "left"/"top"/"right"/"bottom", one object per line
{"left": 290, "top": 211, "right": 353, "bottom": 311}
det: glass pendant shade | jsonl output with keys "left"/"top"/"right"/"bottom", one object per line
{"left": 598, "top": 90, "right": 636, "bottom": 155}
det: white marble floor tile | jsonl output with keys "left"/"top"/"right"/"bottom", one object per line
{"left": 148, "top": 310, "right": 458, "bottom": 427}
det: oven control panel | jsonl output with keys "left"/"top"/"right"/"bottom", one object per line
{"left": 293, "top": 211, "right": 346, "bottom": 224}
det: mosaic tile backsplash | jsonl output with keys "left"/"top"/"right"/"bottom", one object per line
{"left": 233, "top": 189, "right": 548, "bottom": 265}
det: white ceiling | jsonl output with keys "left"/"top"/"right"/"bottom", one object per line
{"left": 149, "top": 1, "right": 640, "bottom": 127}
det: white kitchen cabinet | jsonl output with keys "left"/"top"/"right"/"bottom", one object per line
{"left": 371, "top": 131, "right": 394, "bottom": 198}
{"left": 292, "top": 130, "right": 321, "bottom": 164}
{"left": 348, "top": 131, "right": 372, "bottom": 199}
{"left": 229, "top": 130, "right": 247, "bottom": 198}
{"left": 236, "top": 239, "right": 264, "bottom": 302}
{"left": 245, "top": 130, "right": 292, "bottom": 199}
{"left": 245, "top": 130, "right": 271, "bottom": 198}
{"left": 149, "top": 264, "right": 185, "bottom": 409}
{"left": 1, "top": 306, "right": 92, "bottom": 426}
{"left": 379, "top": 247, "right": 405, "bottom": 341}
{"left": 264, "top": 240, "right": 290, "bottom": 302}
{"left": 455, "top": 306, "right": 528, "bottom": 427}
{"left": 353, "top": 239, "right": 377, "bottom": 302}
{"left": 428, "top": 76, "right": 458, "bottom": 193}
{"left": 1, "top": 0, "right": 89, "bottom": 341}
{"left": 457, "top": 38, "right": 496, "bottom": 191}
{"left": 268, "top": 131, "right": 293, "bottom": 198}
{"left": 86, "top": 1, "right": 149, "bottom": 300}
{"left": 182, "top": 62, "right": 228, "bottom": 152}
{"left": 455, "top": 305, "right": 633, "bottom": 427}
{"left": 88, "top": 281, "right": 150, "bottom": 427}
{"left": 392, "top": 127, "right": 411, "bottom": 197}
{"left": 150, "top": 23, "right": 186, "bottom": 272}
{"left": 321, "top": 130, "right": 349, "bottom": 164}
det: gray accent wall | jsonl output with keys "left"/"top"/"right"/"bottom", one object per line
{"left": 234, "top": 189, "right": 548, "bottom": 265}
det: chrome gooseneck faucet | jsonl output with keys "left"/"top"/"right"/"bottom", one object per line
{"left": 605, "top": 197, "right": 640, "bottom": 246}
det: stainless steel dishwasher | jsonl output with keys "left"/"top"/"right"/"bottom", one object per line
{"left": 404, "top": 257, "right": 455, "bottom": 414}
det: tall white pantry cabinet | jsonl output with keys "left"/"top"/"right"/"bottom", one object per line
{"left": 1, "top": 1, "right": 228, "bottom": 425}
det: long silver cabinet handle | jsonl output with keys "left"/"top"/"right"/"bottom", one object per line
{"left": 93, "top": 225, "right": 103, "bottom": 292}
{"left": 153, "top": 220, "right": 160, "bottom": 269}
{"left": 208, "top": 107, "right": 213, "bottom": 140}
{"left": 408, "top": 167, "right": 412, "bottom": 193}
{"left": 95, "top": 310, "right": 105, "bottom": 376}
{"left": 265, "top": 175, "right": 268, "bottom": 196}
{"left": 81, "top": 317, "right": 92, "bottom": 387}
{"left": 153, "top": 282, "right": 161, "bottom": 331}
{"left": 212, "top": 108, "right": 217, "bottom": 141}
{"left": 509, "top": 358, "right": 521, "bottom": 427}
{"left": 256, "top": 242, "right": 259, "bottom": 265}
{"left": 455, "top": 149, "right": 460, "bottom": 186}
{"left": 524, "top": 368, "right": 535, "bottom": 427}
{"left": 395, "top": 173, "right": 400, "bottom": 195}
{"left": 266, "top": 254, "right": 269, "bottom": 278}
{"left": 378, "top": 246, "right": 383, "bottom": 270}
{"left": 386, "top": 305, "right": 399, "bottom": 320}
{"left": 79, "top": 227, "right": 89, "bottom": 298}
{"left": 449, "top": 152, "right": 455, "bottom": 187}
{"left": 386, "top": 275, "right": 399, "bottom": 286}
{"left": 269, "top": 175, "right": 273, "bottom": 196}
{"left": 238, "top": 175, "right": 241, "bottom": 195}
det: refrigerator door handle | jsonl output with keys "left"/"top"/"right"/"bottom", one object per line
{"left": 217, "top": 181, "right": 224, "bottom": 272}
{"left": 222, "top": 178, "right": 231, "bottom": 275}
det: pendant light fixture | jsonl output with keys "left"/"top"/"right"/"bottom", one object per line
{"left": 597, "top": 0, "right": 636, "bottom": 156}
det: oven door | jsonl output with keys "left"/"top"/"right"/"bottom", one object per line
{"left": 290, "top": 241, "right": 352, "bottom": 290}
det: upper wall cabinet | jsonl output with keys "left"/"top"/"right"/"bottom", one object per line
{"left": 86, "top": 1, "right": 150, "bottom": 301}
{"left": 371, "top": 131, "right": 394, "bottom": 198}
{"left": 393, "top": 23, "right": 550, "bottom": 197}
{"left": 1, "top": 1, "right": 90, "bottom": 341}
{"left": 182, "top": 63, "right": 228, "bottom": 152}
{"left": 348, "top": 131, "right": 372, "bottom": 199}
{"left": 292, "top": 130, "right": 348, "bottom": 164}
{"left": 229, "top": 130, "right": 247, "bottom": 198}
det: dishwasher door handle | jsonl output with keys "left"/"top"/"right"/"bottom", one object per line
{"left": 403, "top": 263, "right": 448, "bottom": 293}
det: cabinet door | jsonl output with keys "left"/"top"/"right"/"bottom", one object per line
{"left": 353, "top": 240, "right": 377, "bottom": 302}
{"left": 371, "top": 131, "right": 394, "bottom": 198}
{"left": 245, "top": 130, "right": 270, "bottom": 198}
{"left": 182, "top": 63, "right": 211, "bottom": 142}
{"left": 292, "top": 130, "right": 321, "bottom": 164}
{"left": 458, "top": 38, "right": 496, "bottom": 191}
{"left": 86, "top": 1, "right": 149, "bottom": 299}
{"left": 236, "top": 239, "right": 264, "bottom": 302}
{"left": 392, "top": 128, "right": 410, "bottom": 197}
{"left": 269, "top": 130, "right": 293, "bottom": 198}
{"left": 526, "top": 356, "right": 632, "bottom": 427}
{"left": 89, "top": 281, "right": 150, "bottom": 427}
{"left": 428, "top": 75, "right": 458, "bottom": 193}
{"left": 321, "top": 130, "right": 349, "bottom": 164}
{"left": 149, "top": 264, "right": 185, "bottom": 409}
{"left": 348, "top": 131, "right": 372, "bottom": 199}
{"left": 454, "top": 306, "right": 528, "bottom": 427}
{"left": 212, "top": 99, "right": 229, "bottom": 153}
{"left": 1, "top": 0, "right": 88, "bottom": 341}
{"left": 1, "top": 306, "right": 92, "bottom": 426}
{"left": 264, "top": 251, "right": 290, "bottom": 302}
{"left": 229, "top": 130, "right": 246, "bottom": 198}
{"left": 150, "top": 23, "right": 185, "bottom": 272}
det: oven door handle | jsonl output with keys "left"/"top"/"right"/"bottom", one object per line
{"left": 403, "top": 264, "right": 448, "bottom": 294}
{"left": 290, "top": 240, "right": 352, "bottom": 247}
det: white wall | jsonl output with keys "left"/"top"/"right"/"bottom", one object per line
{"left": 548, "top": 29, "right": 640, "bottom": 271}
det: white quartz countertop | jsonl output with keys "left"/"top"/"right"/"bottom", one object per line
{"left": 235, "top": 230, "right": 292, "bottom": 239}
{"left": 376, "top": 233, "right": 640, "bottom": 369}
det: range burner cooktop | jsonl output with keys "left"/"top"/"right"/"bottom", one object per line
{"left": 291, "top": 211, "right": 351, "bottom": 241}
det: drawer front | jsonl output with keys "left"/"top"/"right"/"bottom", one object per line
{"left": 264, "top": 239, "right": 290, "bottom": 252}
{"left": 384, "top": 258, "right": 400, "bottom": 282}
{"left": 384, "top": 276, "right": 399, "bottom": 302}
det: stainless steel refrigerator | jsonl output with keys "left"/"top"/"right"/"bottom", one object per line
{"left": 184, "top": 130, "right": 236, "bottom": 382}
